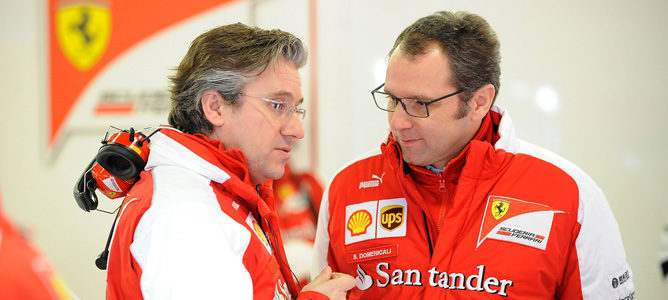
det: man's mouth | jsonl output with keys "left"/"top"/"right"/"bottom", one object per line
{"left": 276, "top": 146, "right": 291, "bottom": 153}
{"left": 400, "top": 138, "right": 420, "bottom": 144}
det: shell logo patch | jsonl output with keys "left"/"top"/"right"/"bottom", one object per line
{"left": 345, "top": 198, "right": 407, "bottom": 245}
{"left": 477, "top": 195, "right": 564, "bottom": 250}
{"left": 492, "top": 200, "right": 509, "bottom": 220}
{"left": 348, "top": 210, "right": 372, "bottom": 236}
{"left": 55, "top": 2, "right": 111, "bottom": 71}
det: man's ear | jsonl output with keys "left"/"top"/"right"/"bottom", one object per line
{"left": 201, "top": 90, "right": 226, "bottom": 127}
{"left": 468, "top": 83, "right": 495, "bottom": 120}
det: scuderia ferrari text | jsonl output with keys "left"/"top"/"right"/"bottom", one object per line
{"left": 357, "top": 263, "right": 514, "bottom": 297}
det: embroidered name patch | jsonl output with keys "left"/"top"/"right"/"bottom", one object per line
{"left": 346, "top": 244, "right": 399, "bottom": 264}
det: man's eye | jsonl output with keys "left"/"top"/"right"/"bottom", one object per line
{"left": 389, "top": 96, "right": 401, "bottom": 106}
{"left": 406, "top": 99, "right": 426, "bottom": 108}
{"left": 270, "top": 102, "right": 283, "bottom": 112}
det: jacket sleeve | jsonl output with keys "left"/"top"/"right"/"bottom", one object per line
{"left": 131, "top": 199, "right": 254, "bottom": 300}
{"left": 557, "top": 184, "right": 635, "bottom": 300}
{"left": 297, "top": 290, "right": 329, "bottom": 300}
{"left": 312, "top": 188, "right": 333, "bottom": 279}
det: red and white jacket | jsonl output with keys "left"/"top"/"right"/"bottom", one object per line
{"left": 106, "top": 129, "right": 326, "bottom": 300}
{"left": 312, "top": 106, "right": 635, "bottom": 299}
{"left": 0, "top": 193, "right": 74, "bottom": 299}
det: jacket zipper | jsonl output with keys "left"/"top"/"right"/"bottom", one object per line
{"left": 438, "top": 172, "right": 448, "bottom": 233}
{"left": 422, "top": 211, "right": 434, "bottom": 257}
{"left": 438, "top": 172, "right": 446, "bottom": 192}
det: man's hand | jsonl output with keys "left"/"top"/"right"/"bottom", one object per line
{"left": 301, "top": 266, "right": 355, "bottom": 300}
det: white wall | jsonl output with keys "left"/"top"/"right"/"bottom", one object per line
{"left": 0, "top": 0, "right": 666, "bottom": 298}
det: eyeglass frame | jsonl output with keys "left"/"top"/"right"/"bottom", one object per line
{"left": 240, "top": 93, "right": 306, "bottom": 120}
{"left": 371, "top": 83, "right": 467, "bottom": 118}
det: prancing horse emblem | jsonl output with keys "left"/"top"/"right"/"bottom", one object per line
{"left": 492, "top": 200, "right": 509, "bottom": 220}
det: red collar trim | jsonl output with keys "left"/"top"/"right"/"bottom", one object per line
{"left": 383, "top": 112, "right": 499, "bottom": 180}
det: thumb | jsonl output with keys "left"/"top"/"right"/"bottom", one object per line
{"left": 330, "top": 272, "right": 356, "bottom": 291}
{"left": 311, "top": 265, "right": 333, "bottom": 284}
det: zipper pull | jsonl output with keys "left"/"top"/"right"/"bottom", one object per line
{"left": 439, "top": 172, "right": 446, "bottom": 192}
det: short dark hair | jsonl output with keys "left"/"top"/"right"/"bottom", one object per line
{"left": 390, "top": 11, "right": 501, "bottom": 114}
{"left": 168, "top": 23, "right": 307, "bottom": 134}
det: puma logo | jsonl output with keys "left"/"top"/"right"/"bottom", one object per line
{"left": 371, "top": 173, "right": 386, "bottom": 184}
{"left": 359, "top": 172, "right": 386, "bottom": 189}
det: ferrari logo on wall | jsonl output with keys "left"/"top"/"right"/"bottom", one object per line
{"left": 46, "top": 0, "right": 246, "bottom": 160}
{"left": 55, "top": 2, "right": 111, "bottom": 71}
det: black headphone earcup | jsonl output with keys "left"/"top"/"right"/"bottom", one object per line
{"left": 73, "top": 158, "right": 99, "bottom": 212}
{"left": 96, "top": 143, "right": 147, "bottom": 181}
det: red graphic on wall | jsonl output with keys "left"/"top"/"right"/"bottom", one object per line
{"left": 48, "top": 0, "right": 238, "bottom": 147}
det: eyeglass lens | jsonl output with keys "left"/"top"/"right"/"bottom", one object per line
{"left": 374, "top": 92, "right": 428, "bottom": 117}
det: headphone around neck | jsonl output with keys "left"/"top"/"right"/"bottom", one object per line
{"left": 72, "top": 126, "right": 174, "bottom": 269}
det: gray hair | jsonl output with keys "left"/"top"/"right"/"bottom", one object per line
{"left": 168, "top": 23, "right": 307, "bottom": 134}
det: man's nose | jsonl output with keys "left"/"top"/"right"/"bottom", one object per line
{"left": 389, "top": 103, "right": 413, "bottom": 131}
{"left": 282, "top": 113, "right": 305, "bottom": 140}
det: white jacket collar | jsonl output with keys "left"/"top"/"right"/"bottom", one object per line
{"left": 144, "top": 132, "right": 231, "bottom": 184}
{"left": 491, "top": 105, "right": 521, "bottom": 154}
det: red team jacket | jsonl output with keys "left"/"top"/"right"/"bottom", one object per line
{"left": 313, "top": 106, "right": 635, "bottom": 299}
{"left": 0, "top": 193, "right": 73, "bottom": 299}
{"left": 106, "top": 129, "right": 326, "bottom": 300}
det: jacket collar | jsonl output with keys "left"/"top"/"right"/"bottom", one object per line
{"left": 489, "top": 105, "right": 519, "bottom": 153}
{"left": 382, "top": 106, "right": 505, "bottom": 182}
{"left": 145, "top": 129, "right": 274, "bottom": 212}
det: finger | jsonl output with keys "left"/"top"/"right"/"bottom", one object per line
{"left": 330, "top": 273, "right": 356, "bottom": 291}
{"left": 311, "top": 265, "right": 333, "bottom": 284}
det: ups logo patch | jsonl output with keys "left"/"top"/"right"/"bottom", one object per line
{"left": 380, "top": 205, "right": 404, "bottom": 231}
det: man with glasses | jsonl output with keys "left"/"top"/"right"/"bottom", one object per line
{"left": 312, "top": 11, "right": 634, "bottom": 299}
{"left": 106, "top": 23, "right": 354, "bottom": 299}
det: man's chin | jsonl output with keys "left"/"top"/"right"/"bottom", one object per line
{"left": 272, "top": 169, "right": 286, "bottom": 180}
{"left": 401, "top": 155, "right": 427, "bottom": 168}
{"left": 268, "top": 165, "right": 287, "bottom": 180}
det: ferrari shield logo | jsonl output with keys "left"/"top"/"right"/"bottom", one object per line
{"left": 491, "top": 200, "right": 510, "bottom": 220}
{"left": 56, "top": 2, "right": 111, "bottom": 71}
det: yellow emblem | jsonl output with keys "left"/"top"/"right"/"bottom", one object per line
{"left": 491, "top": 200, "right": 510, "bottom": 220}
{"left": 131, "top": 145, "right": 142, "bottom": 155}
{"left": 252, "top": 221, "right": 270, "bottom": 246}
{"left": 276, "top": 184, "right": 296, "bottom": 201}
{"left": 56, "top": 2, "right": 111, "bottom": 71}
{"left": 347, "top": 210, "right": 372, "bottom": 236}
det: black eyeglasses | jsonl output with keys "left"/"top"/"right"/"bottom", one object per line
{"left": 371, "top": 83, "right": 465, "bottom": 118}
